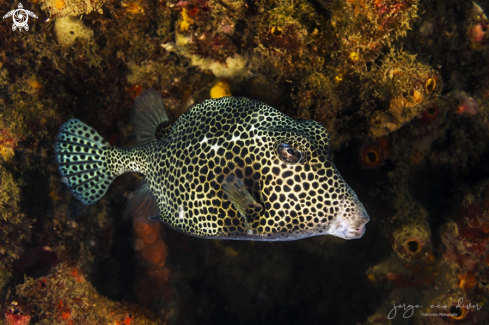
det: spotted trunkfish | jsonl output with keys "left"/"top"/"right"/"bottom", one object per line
{"left": 54, "top": 89, "right": 369, "bottom": 241}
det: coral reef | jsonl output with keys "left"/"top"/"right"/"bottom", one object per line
{"left": 391, "top": 203, "right": 432, "bottom": 261}
{"left": 54, "top": 17, "right": 94, "bottom": 47}
{"left": 40, "top": 0, "right": 105, "bottom": 18}
{"left": 359, "top": 136, "right": 391, "bottom": 169}
{"left": 209, "top": 79, "right": 231, "bottom": 99}
{"left": 360, "top": 50, "right": 442, "bottom": 137}
{"left": 3, "top": 301, "right": 31, "bottom": 325}
{"left": 5, "top": 263, "right": 163, "bottom": 324}
{"left": 367, "top": 252, "right": 439, "bottom": 289}
{"left": 365, "top": 179, "right": 489, "bottom": 324}
{"left": 421, "top": 292, "right": 488, "bottom": 324}
{"left": 468, "top": 2, "right": 489, "bottom": 50}
{"left": 0, "top": 130, "right": 17, "bottom": 162}
{"left": 0, "top": 167, "right": 32, "bottom": 288}
{"left": 441, "top": 181, "right": 489, "bottom": 295}
{"left": 330, "top": 0, "right": 419, "bottom": 72}
{"left": 132, "top": 219, "right": 170, "bottom": 307}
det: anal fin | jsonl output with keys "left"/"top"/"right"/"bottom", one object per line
{"left": 126, "top": 179, "right": 161, "bottom": 225}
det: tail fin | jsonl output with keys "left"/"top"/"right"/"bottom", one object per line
{"left": 55, "top": 119, "right": 115, "bottom": 205}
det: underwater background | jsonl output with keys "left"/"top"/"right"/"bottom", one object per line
{"left": 1, "top": 0, "right": 489, "bottom": 324}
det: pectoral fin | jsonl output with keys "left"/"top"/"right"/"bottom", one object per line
{"left": 222, "top": 175, "right": 263, "bottom": 234}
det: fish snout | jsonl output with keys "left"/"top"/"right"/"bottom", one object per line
{"left": 345, "top": 222, "right": 367, "bottom": 239}
{"left": 353, "top": 201, "right": 370, "bottom": 226}
{"left": 337, "top": 218, "right": 369, "bottom": 239}
{"left": 347, "top": 201, "right": 370, "bottom": 239}
{"left": 328, "top": 199, "right": 370, "bottom": 240}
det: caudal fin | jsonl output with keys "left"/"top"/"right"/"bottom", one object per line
{"left": 54, "top": 119, "right": 115, "bottom": 205}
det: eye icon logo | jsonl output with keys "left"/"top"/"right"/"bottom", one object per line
{"left": 2, "top": 3, "right": 38, "bottom": 32}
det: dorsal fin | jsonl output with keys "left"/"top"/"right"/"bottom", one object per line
{"left": 126, "top": 179, "right": 160, "bottom": 225}
{"left": 130, "top": 88, "right": 170, "bottom": 146}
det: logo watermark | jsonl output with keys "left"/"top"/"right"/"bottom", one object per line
{"left": 2, "top": 3, "right": 38, "bottom": 32}
{"left": 387, "top": 297, "right": 482, "bottom": 319}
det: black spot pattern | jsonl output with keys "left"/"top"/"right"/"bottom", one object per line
{"left": 55, "top": 119, "right": 113, "bottom": 204}
{"left": 55, "top": 97, "right": 369, "bottom": 241}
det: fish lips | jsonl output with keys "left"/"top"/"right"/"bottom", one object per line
{"left": 328, "top": 203, "right": 370, "bottom": 240}
{"left": 343, "top": 222, "right": 368, "bottom": 239}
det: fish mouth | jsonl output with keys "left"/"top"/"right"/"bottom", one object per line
{"left": 344, "top": 223, "right": 367, "bottom": 239}
{"left": 328, "top": 205, "right": 370, "bottom": 240}
{"left": 330, "top": 220, "right": 368, "bottom": 240}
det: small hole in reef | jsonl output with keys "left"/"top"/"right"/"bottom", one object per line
{"left": 271, "top": 26, "right": 283, "bottom": 37}
{"left": 428, "top": 106, "right": 437, "bottom": 115}
{"left": 70, "top": 31, "right": 74, "bottom": 34}
{"left": 407, "top": 240, "right": 419, "bottom": 253}
{"left": 366, "top": 151, "right": 378, "bottom": 164}
{"left": 449, "top": 306, "right": 464, "bottom": 319}
{"left": 425, "top": 78, "right": 436, "bottom": 92}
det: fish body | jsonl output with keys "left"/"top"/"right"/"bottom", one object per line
{"left": 55, "top": 90, "right": 369, "bottom": 241}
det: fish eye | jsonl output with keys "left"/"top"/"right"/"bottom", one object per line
{"left": 277, "top": 143, "right": 302, "bottom": 164}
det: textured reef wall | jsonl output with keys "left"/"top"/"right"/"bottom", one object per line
{"left": 1, "top": 0, "right": 489, "bottom": 324}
